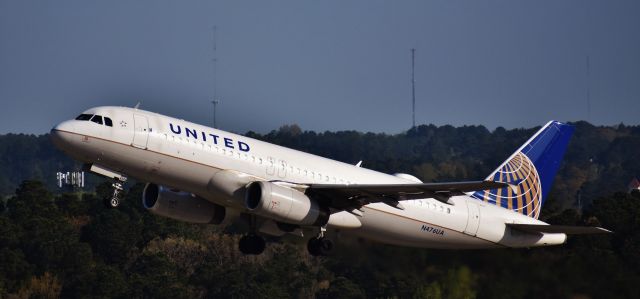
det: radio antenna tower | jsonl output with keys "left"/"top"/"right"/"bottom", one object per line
{"left": 211, "top": 26, "right": 220, "bottom": 128}
{"left": 586, "top": 56, "right": 591, "bottom": 122}
{"left": 411, "top": 48, "right": 416, "bottom": 128}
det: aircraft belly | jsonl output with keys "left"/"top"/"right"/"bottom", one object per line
{"left": 350, "top": 205, "right": 500, "bottom": 249}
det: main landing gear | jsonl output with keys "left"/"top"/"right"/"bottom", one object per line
{"left": 237, "top": 216, "right": 333, "bottom": 256}
{"left": 239, "top": 233, "right": 266, "bottom": 255}
{"left": 105, "top": 176, "right": 127, "bottom": 208}
{"left": 239, "top": 215, "right": 266, "bottom": 255}
{"left": 307, "top": 226, "right": 333, "bottom": 256}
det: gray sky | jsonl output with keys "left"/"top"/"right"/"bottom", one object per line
{"left": 1, "top": 0, "right": 639, "bottom": 135}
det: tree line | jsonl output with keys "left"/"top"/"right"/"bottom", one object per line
{"left": 1, "top": 181, "right": 639, "bottom": 298}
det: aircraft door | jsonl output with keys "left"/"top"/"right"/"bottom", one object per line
{"left": 266, "top": 157, "right": 276, "bottom": 176}
{"left": 132, "top": 114, "right": 150, "bottom": 149}
{"left": 277, "top": 160, "right": 288, "bottom": 178}
{"left": 464, "top": 201, "right": 481, "bottom": 236}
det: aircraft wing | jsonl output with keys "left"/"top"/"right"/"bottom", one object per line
{"left": 506, "top": 224, "right": 612, "bottom": 235}
{"left": 304, "top": 180, "right": 508, "bottom": 211}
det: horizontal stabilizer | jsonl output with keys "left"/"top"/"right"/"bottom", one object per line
{"left": 507, "top": 224, "right": 612, "bottom": 235}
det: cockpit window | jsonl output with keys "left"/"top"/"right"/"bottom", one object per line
{"left": 90, "top": 115, "right": 103, "bottom": 125}
{"left": 75, "top": 114, "right": 93, "bottom": 121}
{"left": 76, "top": 113, "right": 114, "bottom": 127}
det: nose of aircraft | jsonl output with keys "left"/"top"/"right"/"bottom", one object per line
{"left": 50, "top": 120, "right": 75, "bottom": 150}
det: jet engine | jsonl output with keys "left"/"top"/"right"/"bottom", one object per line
{"left": 142, "top": 183, "right": 228, "bottom": 224}
{"left": 245, "top": 181, "right": 329, "bottom": 226}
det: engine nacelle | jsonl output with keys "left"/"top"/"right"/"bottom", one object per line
{"left": 142, "top": 183, "right": 228, "bottom": 224}
{"left": 245, "top": 181, "right": 329, "bottom": 226}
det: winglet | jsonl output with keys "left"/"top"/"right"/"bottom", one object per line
{"left": 355, "top": 161, "right": 363, "bottom": 167}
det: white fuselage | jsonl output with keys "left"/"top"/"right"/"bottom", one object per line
{"left": 51, "top": 106, "right": 566, "bottom": 249}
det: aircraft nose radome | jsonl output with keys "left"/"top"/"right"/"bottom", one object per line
{"left": 50, "top": 121, "right": 75, "bottom": 150}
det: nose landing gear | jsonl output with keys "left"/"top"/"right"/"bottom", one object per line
{"left": 84, "top": 164, "right": 128, "bottom": 208}
{"left": 105, "top": 177, "right": 127, "bottom": 208}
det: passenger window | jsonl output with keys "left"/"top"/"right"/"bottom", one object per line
{"left": 75, "top": 114, "right": 92, "bottom": 121}
{"left": 90, "top": 115, "right": 103, "bottom": 125}
{"left": 104, "top": 117, "right": 113, "bottom": 127}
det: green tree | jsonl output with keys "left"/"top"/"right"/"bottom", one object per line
{"left": 83, "top": 208, "right": 142, "bottom": 264}
{"left": 443, "top": 266, "right": 476, "bottom": 299}
{"left": 317, "top": 276, "right": 366, "bottom": 299}
{"left": 414, "top": 282, "right": 442, "bottom": 299}
{"left": 128, "top": 252, "right": 195, "bottom": 299}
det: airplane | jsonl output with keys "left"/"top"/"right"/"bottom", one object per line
{"left": 50, "top": 106, "right": 610, "bottom": 256}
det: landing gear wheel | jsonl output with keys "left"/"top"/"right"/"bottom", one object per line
{"left": 307, "top": 237, "right": 333, "bottom": 256}
{"left": 103, "top": 195, "right": 121, "bottom": 208}
{"left": 109, "top": 196, "right": 120, "bottom": 208}
{"left": 307, "top": 238, "right": 321, "bottom": 256}
{"left": 239, "top": 234, "right": 266, "bottom": 255}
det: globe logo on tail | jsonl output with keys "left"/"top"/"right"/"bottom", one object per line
{"left": 471, "top": 152, "right": 543, "bottom": 219}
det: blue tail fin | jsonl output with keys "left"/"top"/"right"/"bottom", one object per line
{"left": 470, "top": 121, "right": 574, "bottom": 219}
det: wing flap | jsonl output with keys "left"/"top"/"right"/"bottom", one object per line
{"left": 507, "top": 224, "right": 612, "bottom": 235}
{"left": 308, "top": 180, "right": 507, "bottom": 193}
{"left": 305, "top": 180, "right": 508, "bottom": 210}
